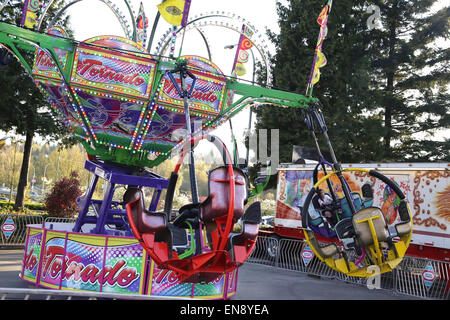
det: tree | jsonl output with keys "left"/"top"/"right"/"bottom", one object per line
{"left": 0, "top": 0, "right": 72, "bottom": 210}
{"left": 365, "top": 0, "right": 449, "bottom": 160}
{"left": 255, "top": 0, "right": 381, "bottom": 166}
{"left": 256, "top": 0, "right": 449, "bottom": 164}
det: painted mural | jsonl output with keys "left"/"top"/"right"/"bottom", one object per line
{"left": 275, "top": 167, "right": 450, "bottom": 249}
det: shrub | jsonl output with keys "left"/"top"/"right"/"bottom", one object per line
{"left": 260, "top": 198, "right": 276, "bottom": 216}
{"left": 0, "top": 200, "right": 46, "bottom": 213}
{"left": 45, "top": 171, "right": 82, "bottom": 217}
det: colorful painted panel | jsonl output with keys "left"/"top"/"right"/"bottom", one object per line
{"left": 33, "top": 47, "right": 63, "bottom": 81}
{"left": 140, "top": 106, "right": 204, "bottom": 150}
{"left": 71, "top": 44, "right": 156, "bottom": 100}
{"left": 84, "top": 36, "right": 147, "bottom": 54}
{"left": 39, "top": 230, "right": 67, "bottom": 289}
{"left": 148, "top": 264, "right": 193, "bottom": 297}
{"left": 192, "top": 275, "right": 226, "bottom": 299}
{"left": 276, "top": 170, "right": 314, "bottom": 228}
{"left": 38, "top": 82, "right": 85, "bottom": 134}
{"left": 61, "top": 233, "right": 106, "bottom": 292}
{"left": 74, "top": 89, "right": 147, "bottom": 146}
{"left": 102, "top": 237, "right": 147, "bottom": 295}
{"left": 226, "top": 269, "right": 238, "bottom": 298}
{"left": 32, "top": 27, "right": 70, "bottom": 81}
{"left": 407, "top": 170, "right": 450, "bottom": 248}
{"left": 157, "top": 55, "right": 228, "bottom": 115}
{"left": 22, "top": 227, "right": 43, "bottom": 284}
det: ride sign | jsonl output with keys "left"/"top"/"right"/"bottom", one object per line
{"left": 301, "top": 244, "right": 314, "bottom": 267}
{"left": 1, "top": 215, "right": 16, "bottom": 240}
{"left": 422, "top": 262, "right": 436, "bottom": 290}
{"left": 71, "top": 46, "right": 156, "bottom": 99}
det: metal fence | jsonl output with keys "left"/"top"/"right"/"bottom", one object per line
{"left": 0, "top": 214, "right": 77, "bottom": 247}
{"left": 248, "top": 236, "right": 450, "bottom": 300}
{"left": 394, "top": 256, "right": 450, "bottom": 300}
{"left": 0, "top": 214, "right": 43, "bottom": 246}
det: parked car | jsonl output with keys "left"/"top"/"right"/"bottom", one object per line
{"left": 260, "top": 215, "right": 274, "bottom": 227}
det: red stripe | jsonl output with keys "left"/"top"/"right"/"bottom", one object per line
{"left": 413, "top": 229, "right": 450, "bottom": 239}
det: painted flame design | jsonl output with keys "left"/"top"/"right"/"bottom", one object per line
{"left": 434, "top": 185, "right": 450, "bottom": 222}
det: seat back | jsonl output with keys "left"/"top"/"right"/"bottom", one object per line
{"left": 126, "top": 188, "right": 167, "bottom": 233}
{"left": 352, "top": 207, "right": 389, "bottom": 247}
{"left": 200, "top": 166, "right": 247, "bottom": 222}
{"left": 395, "top": 200, "right": 412, "bottom": 236}
{"left": 334, "top": 217, "right": 354, "bottom": 239}
{"left": 361, "top": 183, "right": 373, "bottom": 199}
{"left": 305, "top": 230, "right": 338, "bottom": 258}
{"left": 340, "top": 192, "right": 363, "bottom": 219}
{"left": 230, "top": 201, "right": 261, "bottom": 250}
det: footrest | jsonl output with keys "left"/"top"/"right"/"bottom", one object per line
{"left": 168, "top": 224, "right": 189, "bottom": 247}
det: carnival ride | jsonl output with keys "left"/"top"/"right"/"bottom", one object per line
{"left": 0, "top": 0, "right": 413, "bottom": 297}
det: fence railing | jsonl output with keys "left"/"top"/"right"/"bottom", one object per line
{"left": 248, "top": 236, "right": 450, "bottom": 300}
{"left": 0, "top": 214, "right": 77, "bottom": 247}
{"left": 0, "top": 214, "right": 43, "bottom": 246}
{"left": 394, "top": 256, "right": 450, "bottom": 300}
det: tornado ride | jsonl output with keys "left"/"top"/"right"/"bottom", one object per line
{"left": 0, "top": 0, "right": 413, "bottom": 298}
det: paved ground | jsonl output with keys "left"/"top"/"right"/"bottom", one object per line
{"left": 0, "top": 248, "right": 418, "bottom": 300}
{"left": 233, "top": 263, "right": 416, "bottom": 300}
{"left": 0, "top": 249, "right": 28, "bottom": 289}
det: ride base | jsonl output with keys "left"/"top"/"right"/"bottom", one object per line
{"left": 20, "top": 223, "right": 238, "bottom": 299}
{"left": 19, "top": 160, "right": 238, "bottom": 299}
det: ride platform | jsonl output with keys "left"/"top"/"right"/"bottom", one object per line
{"left": 21, "top": 222, "right": 238, "bottom": 299}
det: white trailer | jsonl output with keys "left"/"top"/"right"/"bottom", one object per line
{"left": 271, "top": 162, "right": 450, "bottom": 262}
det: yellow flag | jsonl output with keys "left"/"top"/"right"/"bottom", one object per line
{"left": 234, "top": 62, "right": 246, "bottom": 76}
{"left": 0, "top": 138, "right": 6, "bottom": 151}
{"left": 312, "top": 66, "right": 321, "bottom": 84}
{"left": 315, "top": 50, "right": 327, "bottom": 68}
{"left": 24, "top": 11, "right": 37, "bottom": 29}
{"left": 157, "top": 0, "right": 186, "bottom": 26}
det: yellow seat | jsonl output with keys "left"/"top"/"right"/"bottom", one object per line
{"left": 305, "top": 230, "right": 338, "bottom": 258}
{"left": 352, "top": 207, "right": 388, "bottom": 247}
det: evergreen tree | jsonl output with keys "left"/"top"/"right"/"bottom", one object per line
{"left": 0, "top": 0, "right": 72, "bottom": 210}
{"left": 365, "top": 0, "right": 449, "bottom": 161}
{"left": 256, "top": 0, "right": 449, "bottom": 165}
{"left": 255, "top": 0, "right": 381, "bottom": 165}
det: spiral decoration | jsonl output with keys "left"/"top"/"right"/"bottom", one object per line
{"left": 239, "top": 38, "right": 252, "bottom": 51}
{"left": 237, "top": 50, "right": 249, "bottom": 63}
{"left": 28, "top": 0, "right": 41, "bottom": 11}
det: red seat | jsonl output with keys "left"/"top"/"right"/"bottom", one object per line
{"left": 200, "top": 166, "right": 247, "bottom": 222}
{"left": 125, "top": 166, "right": 255, "bottom": 283}
{"left": 125, "top": 188, "right": 173, "bottom": 260}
